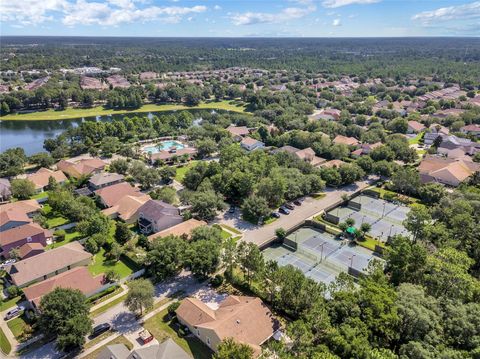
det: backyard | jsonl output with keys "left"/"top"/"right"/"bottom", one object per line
{"left": 175, "top": 160, "right": 199, "bottom": 182}
{"left": 144, "top": 309, "right": 212, "bottom": 359}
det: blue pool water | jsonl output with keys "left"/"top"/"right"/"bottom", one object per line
{"left": 143, "top": 140, "right": 185, "bottom": 154}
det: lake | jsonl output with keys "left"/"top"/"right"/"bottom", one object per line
{"left": 0, "top": 110, "right": 210, "bottom": 155}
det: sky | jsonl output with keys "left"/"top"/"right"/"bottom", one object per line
{"left": 1, "top": 0, "right": 479, "bottom": 37}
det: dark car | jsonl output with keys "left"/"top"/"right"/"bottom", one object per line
{"left": 90, "top": 323, "right": 111, "bottom": 339}
{"left": 293, "top": 199, "right": 302, "bottom": 206}
{"left": 229, "top": 205, "right": 235, "bottom": 214}
{"left": 284, "top": 203, "right": 295, "bottom": 210}
{"left": 271, "top": 212, "right": 281, "bottom": 219}
{"left": 279, "top": 207, "right": 290, "bottom": 215}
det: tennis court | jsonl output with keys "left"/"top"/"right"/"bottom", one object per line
{"left": 326, "top": 194, "right": 411, "bottom": 241}
{"left": 268, "top": 227, "right": 380, "bottom": 283}
{"left": 262, "top": 244, "right": 340, "bottom": 285}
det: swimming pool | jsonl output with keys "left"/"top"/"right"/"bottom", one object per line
{"left": 143, "top": 140, "right": 185, "bottom": 154}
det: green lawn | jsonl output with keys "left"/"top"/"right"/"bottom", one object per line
{"left": 1, "top": 100, "right": 248, "bottom": 121}
{"left": 45, "top": 216, "right": 70, "bottom": 229}
{"left": 30, "top": 191, "right": 48, "bottom": 200}
{"left": 0, "top": 296, "right": 21, "bottom": 312}
{"left": 82, "top": 336, "right": 133, "bottom": 359}
{"left": 46, "top": 230, "right": 82, "bottom": 249}
{"left": 90, "top": 293, "right": 128, "bottom": 318}
{"left": 6, "top": 316, "right": 31, "bottom": 341}
{"left": 220, "top": 229, "right": 232, "bottom": 240}
{"left": 218, "top": 224, "right": 242, "bottom": 235}
{"left": 0, "top": 327, "right": 11, "bottom": 355}
{"left": 263, "top": 216, "right": 278, "bottom": 225}
{"left": 144, "top": 309, "right": 213, "bottom": 359}
{"left": 356, "top": 236, "right": 386, "bottom": 251}
{"left": 174, "top": 161, "right": 199, "bottom": 182}
{"left": 408, "top": 131, "right": 425, "bottom": 145}
{"left": 88, "top": 248, "right": 138, "bottom": 278}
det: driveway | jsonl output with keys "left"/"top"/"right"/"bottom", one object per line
{"left": 220, "top": 178, "right": 376, "bottom": 247}
{"left": 20, "top": 271, "right": 207, "bottom": 359}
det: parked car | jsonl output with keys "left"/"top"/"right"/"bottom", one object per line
{"left": 229, "top": 205, "right": 235, "bottom": 214}
{"left": 279, "top": 207, "right": 290, "bottom": 215}
{"left": 4, "top": 306, "right": 24, "bottom": 320}
{"left": 293, "top": 199, "right": 302, "bottom": 206}
{"left": 90, "top": 323, "right": 111, "bottom": 338}
{"left": 271, "top": 212, "right": 281, "bottom": 219}
{"left": 284, "top": 203, "right": 295, "bottom": 210}
{"left": 139, "top": 329, "right": 154, "bottom": 344}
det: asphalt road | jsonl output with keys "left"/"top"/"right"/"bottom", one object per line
{"left": 217, "top": 178, "right": 375, "bottom": 247}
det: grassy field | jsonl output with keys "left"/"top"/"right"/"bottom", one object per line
{"left": 6, "top": 315, "right": 34, "bottom": 341}
{"left": 174, "top": 160, "right": 199, "bottom": 182}
{"left": 0, "top": 327, "right": 11, "bottom": 355}
{"left": 218, "top": 224, "right": 242, "bottom": 235}
{"left": 82, "top": 336, "right": 133, "bottom": 359}
{"left": 144, "top": 309, "right": 212, "bottom": 359}
{"left": 0, "top": 296, "right": 22, "bottom": 312}
{"left": 88, "top": 248, "right": 137, "bottom": 278}
{"left": 1, "top": 100, "right": 248, "bottom": 121}
{"left": 46, "top": 229, "right": 82, "bottom": 249}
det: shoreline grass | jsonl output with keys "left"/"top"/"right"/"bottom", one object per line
{"left": 0, "top": 100, "right": 248, "bottom": 121}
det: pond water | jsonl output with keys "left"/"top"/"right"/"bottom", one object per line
{"left": 0, "top": 110, "right": 211, "bottom": 155}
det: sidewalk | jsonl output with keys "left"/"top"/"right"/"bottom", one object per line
{"left": 89, "top": 284, "right": 128, "bottom": 313}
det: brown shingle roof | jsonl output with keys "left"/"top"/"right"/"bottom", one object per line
{"left": 333, "top": 135, "right": 359, "bottom": 146}
{"left": 95, "top": 182, "right": 142, "bottom": 207}
{"left": 177, "top": 295, "right": 277, "bottom": 351}
{"left": 57, "top": 158, "right": 106, "bottom": 178}
{"left": 0, "top": 223, "right": 51, "bottom": 247}
{"left": 26, "top": 168, "right": 67, "bottom": 190}
{"left": 23, "top": 267, "right": 103, "bottom": 307}
{"left": 88, "top": 172, "right": 124, "bottom": 187}
{"left": 102, "top": 194, "right": 151, "bottom": 221}
{"left": 148, "top": 219, "right": 207, "bottom": 241}
{"left": 8, "top": 241, "right": 92, "bottom": 287}
{"left": 226, "top": 125, "right": 250, "bottom": 137}
{"left": 18, "top": 242, "right": 44, "bottom": 259}
{"left": 0, "top": 200, "right": 41, "bottom": 217}
{"left": 0, "top": 208, "right": 30, "bottom": 228}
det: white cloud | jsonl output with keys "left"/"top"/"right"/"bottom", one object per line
{"left": 332, "top": 18, "right": 341, "bottom": 26}
{"left": 0, "top": 0, "right": 207, "bottom": 26}
{"left": 412, "top": 1, "right": 480, "bottom": 24}
{"left": 322, "top": 0, "right": 380, "bottom": 8}
{"left": 231, "top": 3, "right": 316, "bottom": 25}
{"left": 0, "top": 0, "right": 68, "bottom": 26}
{"left": 213, "top": 5, "right": 221, "bottom": 10}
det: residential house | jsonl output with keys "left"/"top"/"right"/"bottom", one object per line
{"left": 97, "top": 338, "right": 190, "bottom": 359}
{"left": 437, "top": 135, "right": 480, "bottom": 157}
{"left": 148, "top": 218, "right": 207, "bottom": 241}
{"left": 312, "top": 108, "right": 341, "bottom": 121}
{"left": 0, "top": 200, "right": 41, "bottom": 218}
{"left": 333, "top": 135, "right": 360, "bottom": 147}
{"left": 6, "top": 241, "right": 92, "bottom": 288}
{"left": 0, "top": 223, "right": 52, "bottom": 259}
{"left": 176, "top": 295, "right": 279, "bottom": 356}
{"left": 0, "top": 208, "right": 31, "bottom": 232}
{"left": 407, "top": 121, "right": 426, "bottom": 134}
{"left": 461, "top": 124, "right": 480, "bottom": 137}
{"left": 18, "top": 242, "right": 45, "bottom": 260}
{"left": 432, "top": 108, "right": 464, "bottom": 119}
{"left": 273, "top": 146, "right": 326, "bottom": 167}
{"left": 26, "top": 168, "right": 67, "bottom": 192}
{"left": 102, "top": 194, "right": 151, "bottom": 224}
{"left": 137, "top": 200, "right": 183, "bottom": 234}
{"left": 95, "top": 182, "right": 142, "bottom": 208}
{"left": 150, "top": 147, "right": 197, "bottom": 165}
{"left": 418, "top": 156, "right": 480, "bottom": 187}
{"left": 23, "top": 267, "right": 103, "bottom": 310}
{"left": 0, "top": 178, "right": 11, "bottom": 201}
{"left": 57, "top": 158, "right": 106, "bottom": 178}
{"left": 88, "top": 172, "right": 124, "bottom": 190}
{"left": 351, "top": 142, "right": 383, "bottom": 157}
{"left": 240, "top": 137, "right": 265, "bottom": 152}
{"left": 226, "top": 125, "right": 250, "bottom": 141}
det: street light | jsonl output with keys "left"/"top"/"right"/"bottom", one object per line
{"left": 382, "top": 202, "right": 386, "bottom": 217}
